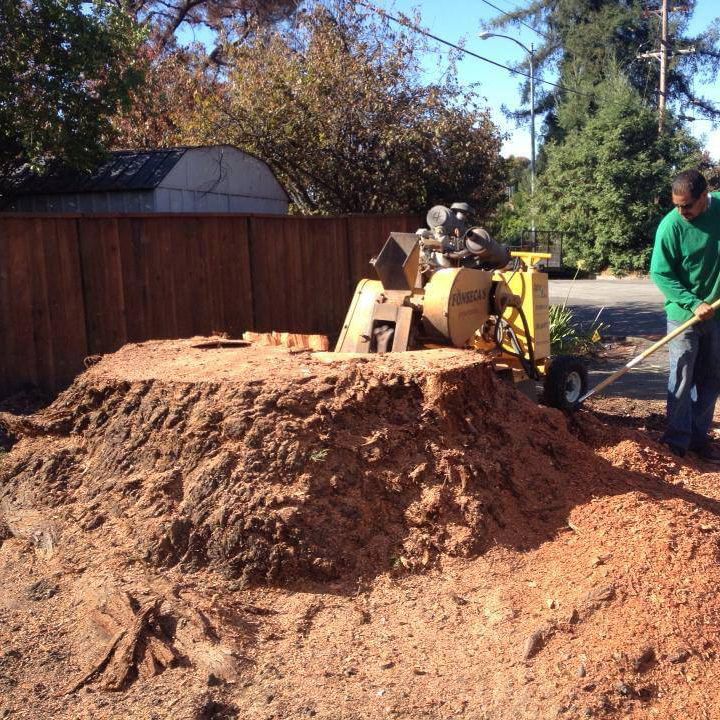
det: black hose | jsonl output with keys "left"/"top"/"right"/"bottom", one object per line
{"left": 516, "top": 304, "right": 537, "bottom": 370}
{"left": 494, "top": 303, "right": 540, "bottom": 381}
{"left": 504, "top": 256, "right": 522, "bottom": 285}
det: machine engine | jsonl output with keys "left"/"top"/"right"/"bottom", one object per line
{"left": 419, "top": 204, "right": 511, "bottom": 271}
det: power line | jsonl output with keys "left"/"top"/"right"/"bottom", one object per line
{"left": 358, "top": 1, "right": 593, "bottom": 98}
{"left": 479, "top": 0, "right": 550, "bottom": 40}
{"left": 692, "top": 99, "right": 720, "bottom": 111}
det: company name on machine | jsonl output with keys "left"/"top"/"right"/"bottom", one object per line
{"left": 450, "top": 288, "right": 488, "bottom": 306}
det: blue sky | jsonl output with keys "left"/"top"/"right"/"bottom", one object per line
{"left": 371, "top": 0, "right": 720, "bottom": 159}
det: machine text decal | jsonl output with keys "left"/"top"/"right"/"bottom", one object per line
{"left": 450, "top": 288, "right": 487, "bottom": 306}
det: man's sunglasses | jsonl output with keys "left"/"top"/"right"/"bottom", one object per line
{"left": 675, "top": 197, "right": 703, "bottom": 211}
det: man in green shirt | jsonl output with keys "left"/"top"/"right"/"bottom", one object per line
{"left": 650, "top": 168, "right": 720, "bottom": 462}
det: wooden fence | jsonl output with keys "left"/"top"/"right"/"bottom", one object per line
{"left": 0, "top": 212, "right": 420, "bottom": 396}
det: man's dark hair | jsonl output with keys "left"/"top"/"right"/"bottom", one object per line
{"left": 672, "top": 169, "right": 708, "bottom": 199}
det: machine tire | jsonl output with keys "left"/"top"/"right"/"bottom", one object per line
{"left": 543, "top": 355, "right": 588, "bottom": 411}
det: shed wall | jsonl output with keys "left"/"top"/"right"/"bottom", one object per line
{"left": 159, "top": 146, "right": 288, "bottom": 214}
{"left": 153, "top": 187, "right": 286, "bottom": 214}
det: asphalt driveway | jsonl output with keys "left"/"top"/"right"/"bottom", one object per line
{"left": 547, "top": 277, "right": 668, "bottom": 401}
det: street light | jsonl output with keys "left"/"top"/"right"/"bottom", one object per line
{"left": 478, "top": 32, "right": 536, "bottom": 228}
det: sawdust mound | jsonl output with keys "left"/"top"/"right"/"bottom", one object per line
{"left": 1, "top": 339, "right": 619, "bottom": 587}
{"left": 7, "top": 340, "right": 720, "bottom": 718}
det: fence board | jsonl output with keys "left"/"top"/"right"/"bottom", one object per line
{"left": 249, "top": 216, "right": 294, "bottom": 333}
{"left": 78, "top": 217, "right": 128, "bottom": 354}
{"left": 27, "top": 219, "right": 55, "bottom": 388}
{"left": 181, "top": 216, "right": 209, "bottom": 336}
{"left": 44, "top": 218, "right": 89, "bottom": 386}
{"left": 214, "top": 217, "right": 253, "bottom": 337}
{"left": 117, "top": 218, "right": 146, "bottom": 341}
{"left": 249, "top": 216, "right": 350, "bottom": 335}
{"left": 300, "top": 217, "right": 350, "bottom": 334}
{"left": 27, "top": 218, "right": 55, "bottom": 384}
{"left": 0, "top": 219, "right": 38, "bottom": 393}
{"left": 168, "top": 216, "right": 197, "bottom": 338}
{"left": 0, "top": 224, "right": 8, "bottom": 395}
{"left": 148, "top": 217, "right": 179, "bottom": 339}
{"left": 0, "top": 217, "right": 88, "bottom": 394}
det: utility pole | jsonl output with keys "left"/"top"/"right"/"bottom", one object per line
{"left": 638, "top": 2, "right": 694, "bottom": 133}
{"left": 658, "top": 0, "right": 668, "bottom": 132}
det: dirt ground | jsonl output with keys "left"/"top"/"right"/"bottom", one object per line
{"left": 2, "top": 338, "right": 720, "bottom": 720}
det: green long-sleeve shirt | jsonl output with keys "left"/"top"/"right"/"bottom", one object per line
{"left": 650, "top": 192, "right": 720, "bottom": 323}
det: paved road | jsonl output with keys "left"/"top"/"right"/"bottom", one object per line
{"left": 549, "top": 277, "right": 666, "bottom": 337}
{"left": 547, "top": 277, "right": 667, "bottom": 401}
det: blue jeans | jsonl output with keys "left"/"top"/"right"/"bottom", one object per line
{"left": 664, "top": 316, "right": 720, "bottom": 451}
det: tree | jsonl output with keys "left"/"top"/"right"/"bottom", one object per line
{"left": 111, "top": 45, "right": 218, "bottom": 149}
{"left": 485, "top": 1, "right": 719, "bottom": 272}
{"left": 504, "top": 155, "right": 531, "bottom": 191}
{"left": 535, "top": 75, "right": 701, "bottom": 272}
{"left": 109, "top": 0, "right": 302, "bottom": 150}
{"left": 111, "top": 0, "right": 299, "bottom": 57}
{"left": 487, "top": 0, "right": 720, "bottom": 141}
{"left": 184, "top": 1, "right": 506, "bottom": 215}
{"left": 489, "top": 156, "right": 532, "bottom": 242}
{"left": 0, "top": 0, "right": 144, "bottom": 189}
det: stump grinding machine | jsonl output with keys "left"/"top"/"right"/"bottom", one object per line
{"left": 335, "top": 204, "right": 588, "bottom": 410}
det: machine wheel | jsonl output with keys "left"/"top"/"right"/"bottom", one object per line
{"left": 543, "top": 355, "right": 588, "bottom": 411}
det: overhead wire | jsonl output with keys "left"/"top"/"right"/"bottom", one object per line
{"left": 478, "top": 0, "right": 550, "bottom": 40}
{"left": 356, "top": 1, "right": 594, "bottom": 98}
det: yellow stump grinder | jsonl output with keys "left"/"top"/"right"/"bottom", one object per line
{"left": 335, "top": 204, "right": 588, "bottom": 410}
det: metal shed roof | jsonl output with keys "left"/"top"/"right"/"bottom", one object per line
{"left": 9, "top": 148, "right": 188, "bottom": 195}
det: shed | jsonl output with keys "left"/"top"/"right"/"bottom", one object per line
{"left": 4, "top": 145, "right": 289, "bottom": 214}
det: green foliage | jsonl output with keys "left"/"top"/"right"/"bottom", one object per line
{"left": 186, "top": 0, "right": 506, "bottom": 215}
{"left": 549, "top": 304, "right": 605, "bottom": 356}
{"left": 111, "top": 47, "right": 215, "bottom": 150}
{"left": 0, "top": 0, "right": 144, "bottom": 189}
{"left": 492, "top": 189, "right": 532, "bottom": 243}
{"left": 485, "top": 0, "right": 717, "bottom": 272}
{"left": 490, "top": 156, "right": 534, "bottom": 241}
{"left": 504, "top": 155, "right": 531, "bottom": 191}
{"left": 534, "top": 75, "right": 701, "bottom": 272}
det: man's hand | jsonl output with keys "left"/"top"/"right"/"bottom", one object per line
{"left": 694, "top": 302, "right": 715, "bottom": 321}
